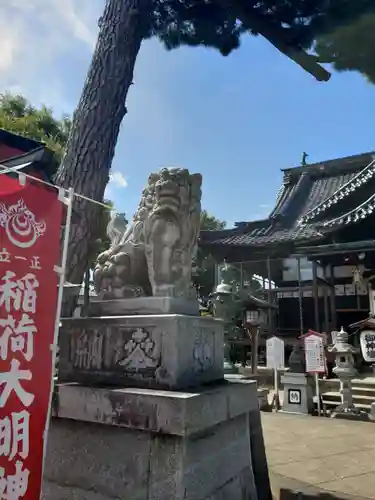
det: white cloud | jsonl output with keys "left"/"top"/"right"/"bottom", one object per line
{"left": 0, "top": 0, "right": 185, "bottom": 193}
{"left": 105, "top": 171, "right": 128, "bottom": 201}
{"left": 51, "top": 0, "right": 97, "bottom": 49}
{"left": 109, "top": 171, "right": 128, "bottom": 188}
{"left": 0, "top": 0, "right": 181, "bottom": 146}
{"left": 0, "top": 0, "right": 101, "bottom": 111}
{"left": 250, "top": 202, "right": 274, "bottom": 220}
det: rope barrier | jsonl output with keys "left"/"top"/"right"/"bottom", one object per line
{"left": 0, "top": 162, "right": 113, "bottom": 210}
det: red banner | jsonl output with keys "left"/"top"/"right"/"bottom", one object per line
{"left": 0, "top": 180, "right": 63, "bottom": 499}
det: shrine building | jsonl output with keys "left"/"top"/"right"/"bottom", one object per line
{"left": 0, "top": 128, "right": 57, "bottom": 194}
{"left": 200, "top": 150, "right": 375, "bottom": 366}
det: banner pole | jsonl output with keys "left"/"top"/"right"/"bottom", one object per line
{"left": 315, "top": 373, "right": 321, "bottom": 417}
{"left": 274, "top": 368, "right": 279, "bottom": 411}
{"left": 40, "top": 187, "right": 74, "bottom": 495}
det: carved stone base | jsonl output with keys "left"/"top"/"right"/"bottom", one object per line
{"left": 44, "top": 380, "right": 270, "bottom": 500}
{"left": 95, "top": 296, "right": 200, "bottom": 316}
{"left": 58, "top": 314, "right": 224, "bottom": 390}
{"left": 281, "top": 372, "right": 314, "bottom": 415}
{"left": 371, "top": 402, "right": 375, "bottom": 421}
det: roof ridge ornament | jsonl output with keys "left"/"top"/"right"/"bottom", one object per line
{"left": 300, "top": 152, "right": 309, "bottom": 166}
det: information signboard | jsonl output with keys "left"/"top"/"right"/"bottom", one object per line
{"left": 303, "top": 331, "right": 326, "bottom": 374}
{"left": 266, "top": 336, "right": 285, "bottom": 370}
{"left": 359, "top": 330, "right": 375, "bottom": 363}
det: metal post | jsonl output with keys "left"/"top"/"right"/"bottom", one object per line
{"left": 272, "top": 368, "right": 281, "bottom": 411}
{"left": 315, "top": 373, "right": 321, "bottom": 416}
{"left": 42, "top": 187, "right": 74, "bottom": 480}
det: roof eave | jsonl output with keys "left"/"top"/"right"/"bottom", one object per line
{"left": 0, "top": 146, "right": 58, "bottom": 180}
{"left": 0, "top": 128, "right": 45, "bottom": 153}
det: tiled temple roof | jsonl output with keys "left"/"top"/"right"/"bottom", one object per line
{"left": 200, "top": 151, "right": 375, "bottom": 249}
{"left": 322, "top": 191, "right": 375, "bottom": 228}
{"left": 300, "top": 157, "right": 375, "bottom": 224}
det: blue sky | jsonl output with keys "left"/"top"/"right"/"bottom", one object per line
{"left": 1, "top": 0, "right": 375, "bottom": 228}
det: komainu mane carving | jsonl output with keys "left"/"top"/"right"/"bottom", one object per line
{"left": 93, "top": 168, "right": 202, "bottom": 300}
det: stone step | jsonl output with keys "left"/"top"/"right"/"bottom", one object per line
{"left": 352, "top": 386, "right": 375, "bottom": 397}
{"left": 321, "top": 382, "right": 375, "bottom": 393}
{"left": 322, "top": 399, "right": 372, "bottom": 411}
{"left": 323, "top": 386, "right": 375, "bottom": 397}
{"left": 321, "top": 391, "right": 374, "bottom": 412}
{"left": 322, "top": 391, "right": 375, "bottom": 402}
{"left": 320, "top": 378, "right": 375, "bottom": 394}
{"left": 348, "top": 382, "right": 375, "bottom": 390}
{"left": 319, "top": 377, "right": 375, "bottom": 390}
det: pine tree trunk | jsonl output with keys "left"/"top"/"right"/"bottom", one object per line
{"left": 54, "top": 0, "right": 153, "bottom": 284}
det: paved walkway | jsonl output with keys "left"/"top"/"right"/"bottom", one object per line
{"left": 261, "top": 412, "right": 375, "bottom": 500}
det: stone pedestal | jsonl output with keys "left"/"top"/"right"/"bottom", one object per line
{"left": 331, "top": 378, "right": 369, "bottom": 421}
{"left": 43, "top": 380, "right": 271, "bottom": 500}
{"left": 225, "top": 373, "right": 270, "bottom": 411}
{"left": 281, "top": 372, "right": 313, "bottom": 415}
{"left": 96, "top": 296, "right": 200, "bottom": 316}
{"left": 58, "top": 314, "right": 223, "bottom": 390}
{"left": 370, "top": 402, "right": 375, "bottom": 422}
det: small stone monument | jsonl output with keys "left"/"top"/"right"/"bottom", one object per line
{"left": 329, "top": 327, "right": 368, "bottom": 420}
{"left": 281, "top": 342, "right": 313, "bottom": 415}
{"left": 45, "top": 168, "right": 271, "bottom": 500}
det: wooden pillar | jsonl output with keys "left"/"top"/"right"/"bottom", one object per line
{"left": 214, "top": 262, "right": 220, "bottom": 288}
{"left": 312, "top": 260, "right": 319, "bottom": 331}
{"left": 323, "top": 286, "right": 329, "bottom": 333}
{"left": 328, "top": 263, "right": 337, "bottom": 330}
{"left": 297, "top": 257, "right": 304, "bottom": 335}
{"left": 267, "top": 257, "right": 272, "bottom": 329}
{"left": 323, "top": 266, "right": 329, "bottom": 333}
{"left": 251, "top": 326, "right": 259, "bottom": 375}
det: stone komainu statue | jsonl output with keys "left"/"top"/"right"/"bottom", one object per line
{"left": 93, "top": 168, "right": 202, "bottom": 300}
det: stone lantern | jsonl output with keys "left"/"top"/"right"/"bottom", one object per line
{"left": 210, "top": 272, "right": 277, "bottom": 373}
{"left": 328, "top": 327, "right": 367, "bottom": 420}
{"left": 242, "top": 296, "right": 276, "bottom": 375}
{"left": 210, "top": 280, "right": 239, "bottom": 371}
{"left": 211, "top": 280, "right": 235, "bottom": 319}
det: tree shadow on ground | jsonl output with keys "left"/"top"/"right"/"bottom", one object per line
{"left": 277, "top": 488, "right": 371, "bottom": 500}
{"left": 270, "top": 472, "right": 369, "bottom": 500}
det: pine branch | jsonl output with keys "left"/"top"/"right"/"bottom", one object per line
{"left": 217, "top": 0, "right": 331, "bottom": 82}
